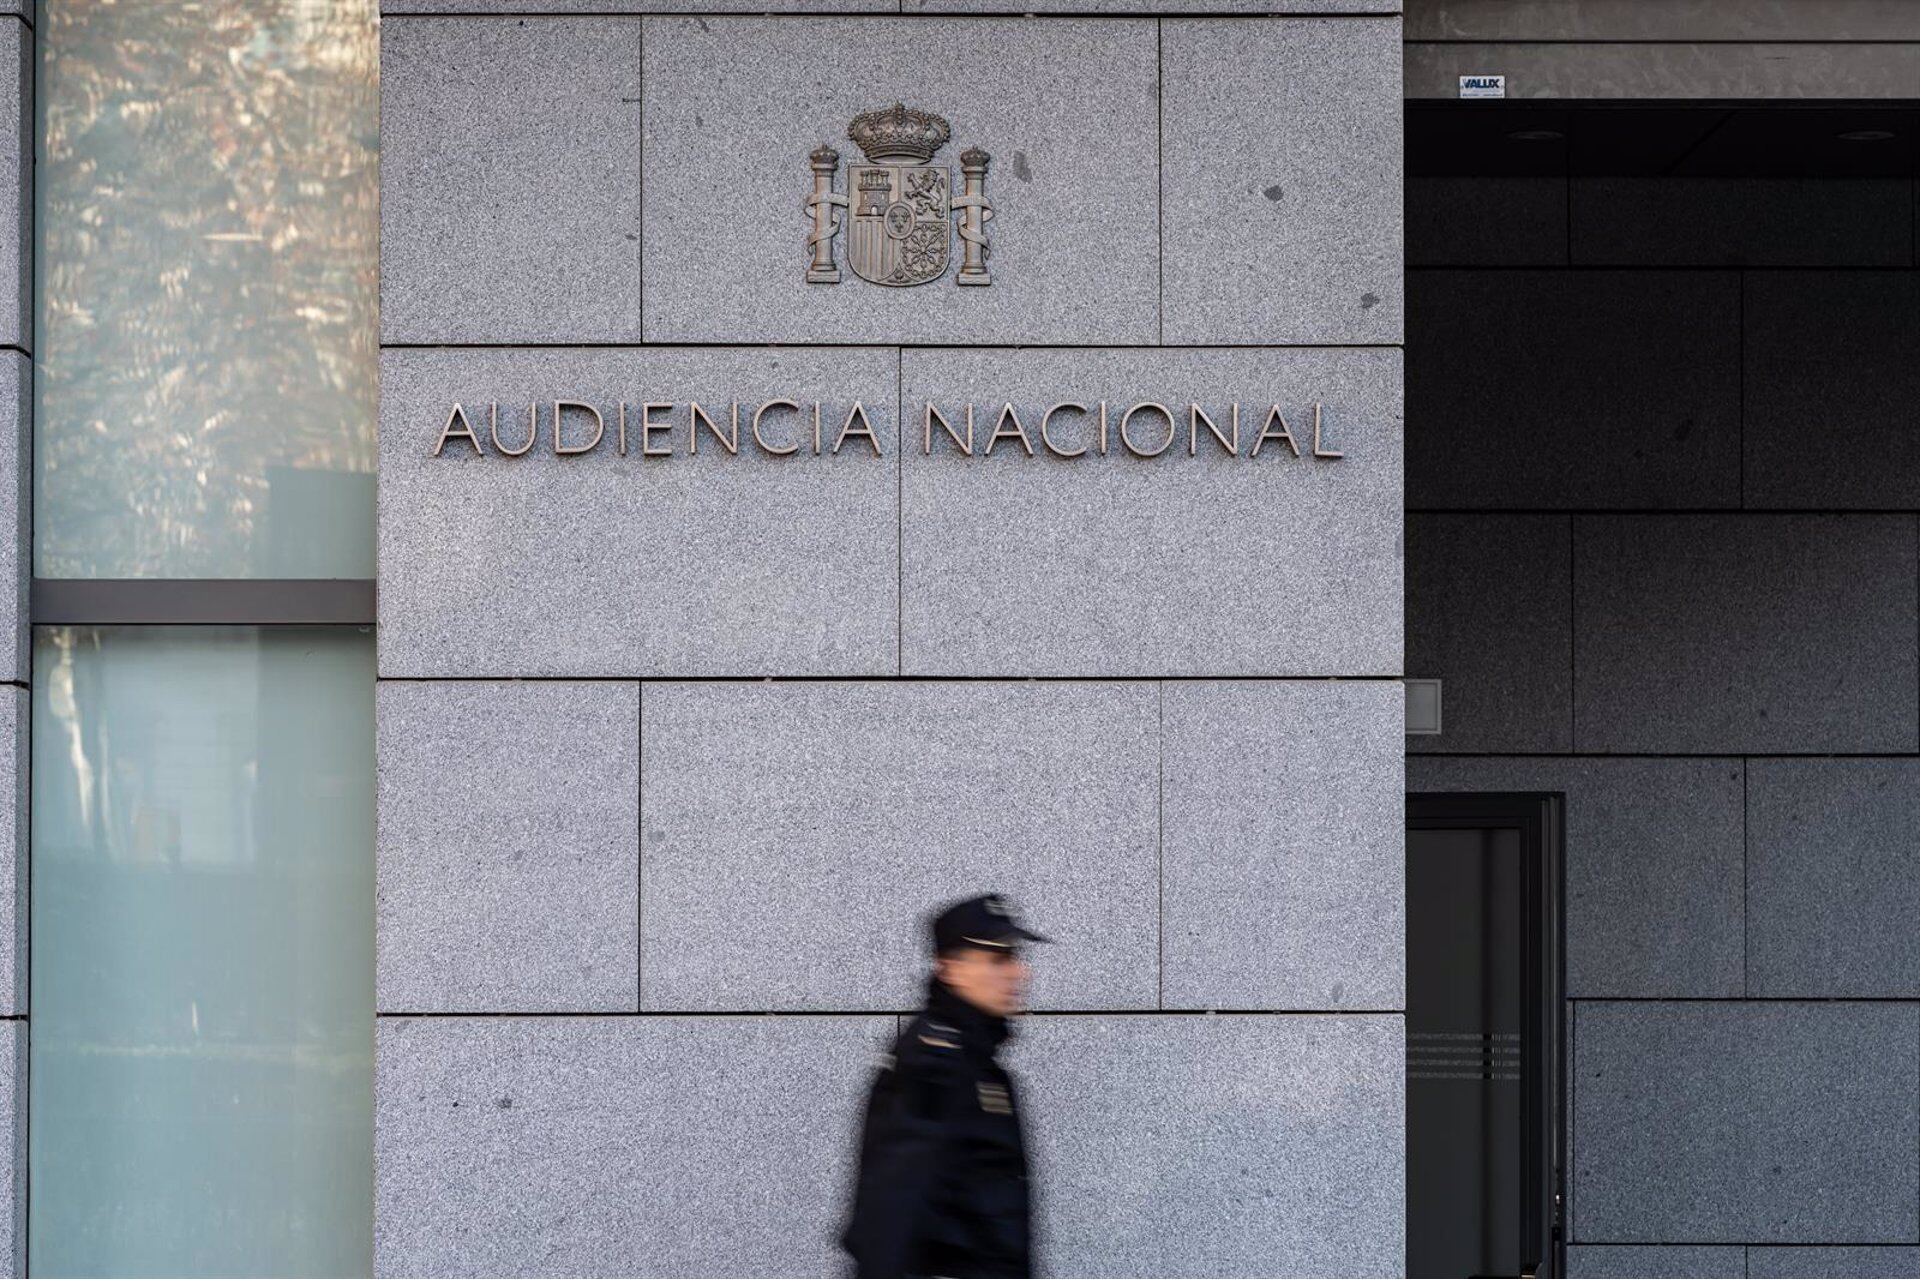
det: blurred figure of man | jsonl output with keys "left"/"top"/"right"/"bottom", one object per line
{"left": 840, "top": 892, "right": 1049, "bottom": 1279}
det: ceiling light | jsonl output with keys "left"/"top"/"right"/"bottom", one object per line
{"left": 1837, "top": 129, "right": 1897, "bottom": 142}
{"left": 1506, "top": 129, "right": 1564, "bottom": 142}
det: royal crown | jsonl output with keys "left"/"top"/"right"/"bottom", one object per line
{"left": 847, "top": 103, "right": 952, "bottom": 164}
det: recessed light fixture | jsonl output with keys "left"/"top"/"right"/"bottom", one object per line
{"left": 1837, "top": 129, "right": 1897, "bottom": 142}
{"left": 1506, "top": 129, "right": 1564, "bottom": 142}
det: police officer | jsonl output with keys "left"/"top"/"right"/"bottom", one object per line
{"left": 840, "top": 893, "right": 1048, "bottom": 1279}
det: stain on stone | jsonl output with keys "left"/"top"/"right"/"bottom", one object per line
{"left": 1360, "top": 291, "right": 1380, "bottom": 309}
{"left": 1330, "top": 981, "right": 1345, "bottom": 1002}
{"left": 695, "top": 113, "right": 705, "bottom": 130}
{"left": 1262, "top": 183, "right": 1284, "bottom": 202}
{"left": 497, "top": 1096, "right": 514, "bottom": 1110}
{"left": 694, "top": 17, "right": 711, "bottom": 32}
{"left": 1012, "top": 151, "right": 1031, "bottom": 183}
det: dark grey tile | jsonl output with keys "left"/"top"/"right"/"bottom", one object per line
{"left": 1407, "top": 177, "right": 1568, "bottom": 267}
{"left": 1573, "top": 515, "right": 1919, "bottom": 753}
{"left": 1408, "top": 757, "right": 1744, "bottom": 998}
{"left": 1406, "top": 514, "right": 1572, "bottom": 753}
{"left": 1750, "top": 1247, "right": 1920, "bottom": 1279}
{"left": 1573, "top": 178, "right": 1914, "bottom": 267}
{"left": 1568, "top": 1246, "right": 1745, "bottom": 1279}
{"left": 1744, "top": 272, "right": 1920, "bottom": 509}
{"left": 1407, "top": 2, "right": 1920, "bottom": 39}
{"left": 1407, "top": 271, "right": 1741, "bottom": 509}
{"left": 1572, "top": 1002, "right": 1919, "bottom": 1242}
{"left": 1749, "top": 759, "right": 1920, "bottom": 997}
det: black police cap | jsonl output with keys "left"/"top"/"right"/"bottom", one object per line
{"left": 930, "top": 892, "right": 1050, "bottom": 954}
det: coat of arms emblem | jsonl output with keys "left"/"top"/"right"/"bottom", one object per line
{"left": 803, "top": 104, "right": 994, "bottom": 288}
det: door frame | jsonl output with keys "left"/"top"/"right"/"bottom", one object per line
{"left": 1407, "top": 791, "right": 1567, "bottom": 1279}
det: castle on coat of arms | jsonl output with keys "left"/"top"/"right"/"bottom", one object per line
{"left": 804, "top": 104, "right": 994, "bottom": 289}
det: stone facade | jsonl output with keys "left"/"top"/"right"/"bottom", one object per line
{"left": 375, "top": 7, "right": 1405, "bottom": 1276}
{"left": 0, "top": 9, "right": 23, "bottom": 1277}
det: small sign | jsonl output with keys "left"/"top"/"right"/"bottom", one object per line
{"left": 1459, "top": 74, "right": 1506, "bottom": 99}
{"left": 1405, "top": 679, "right": 1443, "bottom": 736}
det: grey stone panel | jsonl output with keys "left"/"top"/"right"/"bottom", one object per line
{"left": 1751, "top": 1248, "right": 1920, "bottom": 1279}
{"left": 0, "top": 354, "right": 24, "bottom": 684}
{"left": 0, "top": 1020, "right": 16, "bottom": 1279}
{"left": 0, "top": 690, "right": 19, "bottom": 1017}
{"left": 0, "top": 23, "right": 22, "bottom": 352}
{"left": 377, "top": 682, "right": 639, "bottom": 1013}
{"left": 374, "top": 1014, "right": 890, "bottom": 1278}
{"left": 1744, "top": 271, "right": 1920, "bottom": 509}
{"left": 1011, "top": 1014, "right": 1403, "bottom": 1279}
{"left": 639, "top": 681, "right": 1158, "bottom": 1012}
{"left": 1568, "top": 1247, "right": 1745, "bottom": 1279}
{"left": 1407, "top": 0, "right": 1920, "bottom": 40}
{"left": 1406, "top": 757, "right": 1744, "bottom": 999}
{"left": 378, "top": 346, "right": 898, "bottom": 678}
{"left": 1405, "top": 514, "right": 1571, "bottom": 754}
{"left": 1572, "top": 1001, "right": 1920, "bottom": 1243}
{"left": 1161, "top": 681, "right": 1403, "bottom": 1011}
{"left": 911, "top": 0, "right": 1397, "bottom": 10}
{"left": 389, "top": 1, "right": 871, "bottom": 10}
{"left": 899, "top": 347, "right": 1402, "bottom": 677}
{"left": 1573, "top": 179, "right": 1913, "bottom": 268}
{"left": 1406, "top": 270, "right": 1741, "bottom": 509}
{"left": 1748, "top": 759, "right": 1920, "bottom": 998}
{"left": 1404, "top": 42, "right": 1920, "bottom": 101}
{"left": 380, "top": 18, "right": 642, "bottom": 344}
{"left": 1572, "top": 514, "right": 1919, "bottom": 754}
{"left": 1161, "top": 18, "right": 1403, "bottom": 346}
{"left": 1406, "top": 176, "right": 1568, "bottom": 267}
{"left": 640, "top": 17, "right": 1158, "bottom": 345}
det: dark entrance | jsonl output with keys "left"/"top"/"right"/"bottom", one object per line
{"left": 1406, "top": 793, "right": 1565, "bottom": 1279}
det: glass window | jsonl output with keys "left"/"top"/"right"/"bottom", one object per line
{"left": 29, "top": 627, "right": 374, "bottom": 1276}
{"left": 35, "top": 2, "right": 378, "bottom": 579}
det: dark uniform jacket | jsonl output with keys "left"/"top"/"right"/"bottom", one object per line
{"left": 841, "top": 974, "right": 1032, "bottom": 1279}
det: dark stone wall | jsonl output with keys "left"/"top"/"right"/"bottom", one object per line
{"left": 1406, "top": 169, "right": 1920, "bottom": 1269}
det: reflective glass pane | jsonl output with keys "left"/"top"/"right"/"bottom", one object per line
{"left": 29, "top": 627, "right": 374, "bottom": 1276}
{"left": 35, "top": 2, "right": 378, "bottom": 579}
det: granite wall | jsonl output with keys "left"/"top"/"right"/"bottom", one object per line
{"left": 374, "top": 5, "right": 1405, "bottom": 1277}
{"left": 1406, "top": 158, "right": 1920, "bottom": 1274}
{"left": 1, "top": 5, "right": 24, "bottom": 1277}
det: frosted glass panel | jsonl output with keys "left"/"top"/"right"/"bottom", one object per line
{"left": 35, "top": 2, "right": 378, "bottom": 578}
{"left": 29, "top": 627, "right": 374, "bottom": 1276}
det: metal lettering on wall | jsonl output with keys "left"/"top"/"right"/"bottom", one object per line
{"left": 430, "top": 401, "right": 1349, "bottom": 462}
{"left": 804, "top": 105, "right": 993, "bottom": 288}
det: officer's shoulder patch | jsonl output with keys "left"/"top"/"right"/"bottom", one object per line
{"left": 907, "top": 1016, "right": 961, "bottom": 1052}
{"left": 977, "top": 1081, "right": 1013, "bottom": 1114}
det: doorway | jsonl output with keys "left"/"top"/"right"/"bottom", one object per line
{"left": 1407, "top": 793, "right": 1565, "bottom": 1279}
